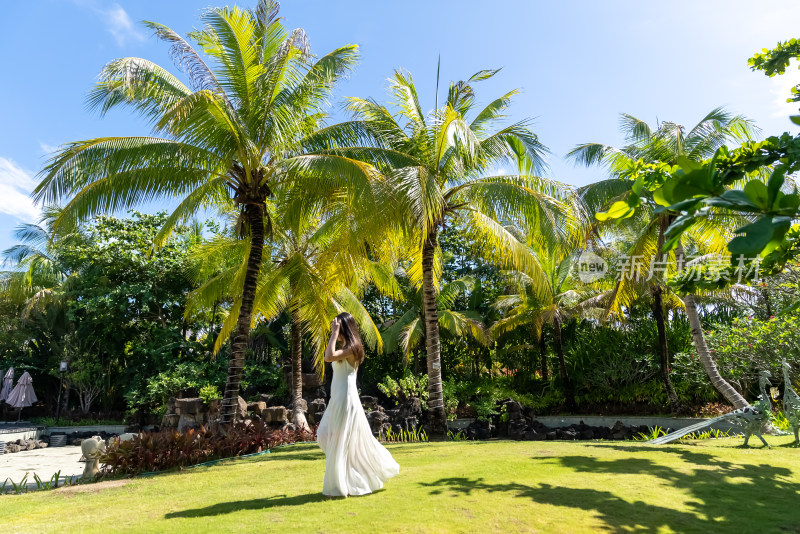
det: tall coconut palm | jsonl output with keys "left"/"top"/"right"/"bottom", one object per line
{"left": 340, "top": 69, "right": 570, "bottom": 433}
{"left": 382, "top": 275, "right": 491, "bottom": 364}
{"left": 33, "top": 1, "right": 378, "bottom": 421}
{"left": 569, "top": 109, "right": 757, "bottom": 409}
{"left": 492, "top": 233, "right": 608, "bottom": 410}
{"left": 186, "top": 190, "right": 390, "bottom": 428}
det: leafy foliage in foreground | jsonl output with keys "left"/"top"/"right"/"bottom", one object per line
{"left": 99, "top": 423, "right": 315, "bottom": 476}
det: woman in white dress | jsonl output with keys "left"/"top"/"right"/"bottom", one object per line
{"left": 316, "top": 312, "right": 400, "bottom": 497}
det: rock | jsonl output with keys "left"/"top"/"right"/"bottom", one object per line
{"left": 524, "top": 430, "right": 546, "bottom": 441}
{"left": 509, "top": 419, "right": 528, "bottom": 440}
{"left": 302, "top": 373, "right": 322, "bottom": 389}
{"left": 378, "top": 423, "right": 392, "bottom": 437}
{"left": 403, "top": 416, "right": 419, "bottom": 431}
{"left": 366, "top": 410, "right": 389, "bottom": 433}
{"left": 263, "top": 406, "right": 288, "bottom": 424}
{"left": 308, "top": 398, "right": 326, "bottom": 415}
{"left": 6, "top": 443, "right": 21, "bottom": 453}
{"left": 360, "top": 396, "right": 379, "bottom": 411}
{"left": 236, "top": 396, "right": 248, "bottom": 417}
{"left": 475, "top": 419, "right": 494, "bottom": 440}
{"left": 247, "top": 401, "right": 267, "bottom": 414}
{"left": 167, "top": 397, "right": 177, "bottom": 414}
{"left": 546, "top": 431, "right": 558, "bottom": 440}
{"left": 579, "top": 429, "right": 595, "bottom": 440}
{"left": 161, "top": 414, "right": 180, "bottom": 428}
{"left": 177, "top": 413, "right": 198, "bottom": 432}
{"left": 175, "top": 397, "right": 204, "bottom": 415}
{"left": 562, "top": 429, "right": 578, "bottom": 440}
{"left": 206, "top": 399, "right": 221, "bottom": 418}
{"left": 504, "top": 400, "right": 523, "bottom": 420}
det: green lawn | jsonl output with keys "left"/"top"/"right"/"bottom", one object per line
{"left": 4, "top": 437, "right": 800, "bottom": 533}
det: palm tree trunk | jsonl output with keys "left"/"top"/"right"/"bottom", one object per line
{"left": 539, "top": 329, "right": 548, "bottom": 381}
{"left": 221, "top": 204, "right": 264, "bottom": 423}
{"left": 552, "top": 316, "right": 575, "bottom": 411}
{"left": 675, "top": 242, "right": 748, "bottom": 409}
{"left": 290, "top": 305, "right": 309, "bottom": 431}
{"left": 651, "top": 284, "right": 681, "bottom": 412}
{"left": 653, "top": 214, "right": 681, "bottom": 412}
{"left": 421, "top": 227, "right": 446, "bottom": 436}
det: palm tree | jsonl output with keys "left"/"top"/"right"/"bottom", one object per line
{"left": 569, "top": 109, "right": 757, "bottom": 409}
{"left": 186, "top": 193, "right": 388, "bottom": 428}
{"left": 382, "top": 275, "right": 490, "bottom": 365}
{"left": 33, "top": 1, "right": 378, "bottom": 421}
{"left": 492, "top": 234, "right": 607, "bottom": 411}
{"left": 342, "top": 68, "right": 569, "bottom": 433}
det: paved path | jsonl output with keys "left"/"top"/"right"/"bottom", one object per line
{"left": 0, "top": 446, "right": 84, "bottom": 485}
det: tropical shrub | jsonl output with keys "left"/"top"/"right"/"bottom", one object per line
{"left": 377, "top": 373, "right": 429, "bottom": 408}
{"left": 705, "top": 314, "right": 800, "bottom": 395}
{"left": 100, "top": 423, "right": 316, "bottom": 476}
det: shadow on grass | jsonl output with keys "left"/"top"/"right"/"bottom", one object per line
{"left": 421, "top": 446, "right": 800, "bottom": 532}
{"left": 165, "top": 492, "right": 326, "bottom": 518}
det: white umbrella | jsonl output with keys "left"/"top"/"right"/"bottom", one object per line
{"left": 0, "top": 367, "right": 13, "bottom": 403}
{"left": 7, "top": 371, "right": 37, "bottom": 421}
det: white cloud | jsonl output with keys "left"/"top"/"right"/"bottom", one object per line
{"left": 0, "top": 158, "right": 41, "bottom": 222}
{"left": 73, "top": 1, "right": 146, "bottom": 47}
{"left": 101, "top": 4, "right": 146, "bottom": 47}
{"left": 769, "top": 69, "right": 800, "bottom": 118}
{"left": 39, "top": 142, "right": 59, "bottom": 155}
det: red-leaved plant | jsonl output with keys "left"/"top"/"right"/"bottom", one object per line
{"left": 99, "top": 422, "right": 316, "bottom": 476}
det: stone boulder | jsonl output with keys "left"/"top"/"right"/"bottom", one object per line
{"left": 366, "top": 410, "right": 389, "bottom": 434}
{"left": 161, "top": 413, "right": 180, "bottom": 428}
{"left": 247, "top": 401, "right": 267, "bottom": 416}
{"left": 360, "top": 396, "right": 379, "bottom": 411}
{"left": 302, "top": 373, "right": 322, "bottom": 389}
{"left": 175, "top": 397, "right": 203, "bottom": 415}
{"left": 237, "top": 396, "right": 248, "bottom": 419}
{"left": 263, "top": 406, "right": 288, "bottom": 424}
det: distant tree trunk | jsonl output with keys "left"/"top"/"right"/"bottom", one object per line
{"left": 651, "top": 284, "right": 682, "bottom": 412}
{"left": 675, "top": 242, "right": 748, "bottom": 409}
{"left": 421, "top": 226, "right": 446, "bottom": 436}
{"left": 653, "top": 215, "right": 681, "bottom": 412}
{"left": 221, "top": 204, "right": 264, "bottom": 423}
{"left": 539, "top": 329, "right": 548, "bottom": 381}
{"left": 553, "top": 316, "right": 575, "bottom": 411}
{"left": 290, "top": 305, "right": 309, "bottom": 431}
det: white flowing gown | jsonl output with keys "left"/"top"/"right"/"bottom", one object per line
{"left": 317, "top": 359, "right": 400, "bottom": 496}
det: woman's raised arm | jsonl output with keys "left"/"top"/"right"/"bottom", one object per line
{"left": 324, "top": 317, "right": 351, "bottom": 362}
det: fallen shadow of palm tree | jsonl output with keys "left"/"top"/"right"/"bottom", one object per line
{"left": 165, "top": 493, "right": 327, "bottom": 518}
{"left": 420, "top": 447, "right": 800, "bottom": 532}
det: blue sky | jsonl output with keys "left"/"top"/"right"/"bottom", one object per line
{"left": 2, "top": 1, "right": 800, "bottom": 252}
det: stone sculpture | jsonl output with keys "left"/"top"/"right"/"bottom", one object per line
{"left": 80, "top": 435, "right": 107, "bottom": 479}
{"left": 782, "top": 359, "right": 800, "bottom": 446}
{"left": 650, "top": 370, "right": 773, "bottom": 447}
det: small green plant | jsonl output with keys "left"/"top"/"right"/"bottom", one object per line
{"left": 680, "top": 428, "right": 732, "bottom": 441}
{"left": 633, "top": 426, "right": 666, "bottom": 441}
{"left": 10, "top": 474, "right": 29, "bottom": 495}
{"left": 772, "top": 410, "right": 791, "bottom": 432}
{"left": 472, "top": 392, "right": 500, "bottom": 422}
{"left": 378, "top": 427, "right": 429, "bottom": 443}
{"left": 447, "top": 430, "right": 470, "bottom": 442}
{"left": 199, "top": 385, "right": 221, "bottom": 404}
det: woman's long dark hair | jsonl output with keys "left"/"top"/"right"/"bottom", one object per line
{"left": 336, "top": 312, "right": 365, "bottom": 366}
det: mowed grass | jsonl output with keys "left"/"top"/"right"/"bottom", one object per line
{"left": 4, "top": 436, "right": 800, "bottom": 533}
